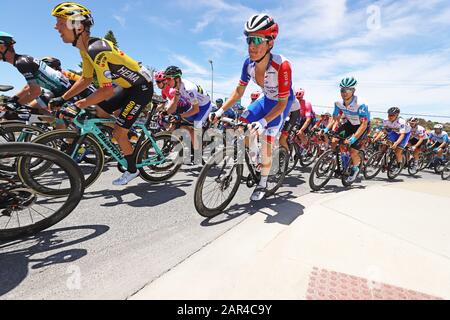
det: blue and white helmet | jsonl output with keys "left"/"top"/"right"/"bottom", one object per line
{"left": 340, "top": 76, "right": 357, "bottom": 89}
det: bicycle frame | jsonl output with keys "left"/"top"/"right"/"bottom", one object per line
{"left": 70, "top": 110, "right": 168, "bottom": 170}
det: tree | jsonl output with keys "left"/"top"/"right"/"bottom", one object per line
{"left": 104, "top": 30, "right": 119, "bottom": 47}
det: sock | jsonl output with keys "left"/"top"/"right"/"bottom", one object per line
{"left": 352, "top": 165, "right": 360, "bottom": 174}
{"left": 259, "top": 176, "right": 268, "bottom": 188}
{"left": 125, "top": 155, "right": 137, "bottom": 174}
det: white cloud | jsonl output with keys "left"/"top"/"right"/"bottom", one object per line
{"left": 171, "top": 54, "right": 210, "bottom": 76}
{"left": 113, "top": 15, "right": 126, "bottom": 28}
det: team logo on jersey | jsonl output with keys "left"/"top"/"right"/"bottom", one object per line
{"left": 104, "top": 71, "right": 112, "bottom": 79}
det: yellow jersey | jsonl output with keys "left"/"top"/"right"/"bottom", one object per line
{"left": 80, "top": 38, "right": 152, "bottom": 89}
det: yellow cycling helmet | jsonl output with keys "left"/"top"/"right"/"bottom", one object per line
{"left": 52, "top": 2, "right": 94, "bottom": 26}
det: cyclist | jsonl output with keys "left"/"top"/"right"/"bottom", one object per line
{"left": 428, "top": 124, "right": 448, "bottom": 164}
{"left": 313, "top": 113, "right": 332, "bottom": 146}
{"left": 374, "top": 107, "right": 411, "bottom": 171}
{"left": 210, "top": 14, "right": 295, "bottom": 201}
{"left": 323, "top": 77, "right": 370, "bottom": 183}
{"left": 280, "top": 90, "right": 300, "bottom": 151}
{"left": 0, "top": 31, "right": 72, "bottom": 115}
{"left": 52, "top": 2, "right": 153, "bottom": 186}
{"left": 295, "top": 88, "right": 316, "bottom": 155}
{"left": 164, "top": 66, "right": 212, "bottom": 163}
{"left": 407, "top": 117, "right": 429, "bottom": 172}
{"left": 214, "top": 98, "right": 224, "bottom": 112}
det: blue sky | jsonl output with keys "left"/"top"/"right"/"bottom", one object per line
{"left": 2, "top": 0, "right": 450, "bottom": 122}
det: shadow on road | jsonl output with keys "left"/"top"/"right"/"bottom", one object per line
{"left": 200, "top": 190, "right": 305, "bottom": 227}
{"left": 0, "top": 225, "right": 109, "bottom": 297}
{"left": 83, "top": 179, "right": 192, "bottom": 208}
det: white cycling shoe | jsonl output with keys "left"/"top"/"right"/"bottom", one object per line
{"left": 113, "top": 171, "right": 140, "bottom": 186}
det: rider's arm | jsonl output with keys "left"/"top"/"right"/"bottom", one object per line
{"left": 220, "top": 86, "right": 245, "bottom": 113}
{"left": 394, "top": 132, "right": 405, "bottom": 147}
{"left": 15, "top": 83, "right": 42, "bottom": 105}
{"left": 76, "top": 86, "right": 115, "bottom": 109}
{"left": 414, "top": 137, "right": 424, "bottom": 148}
{"left": 62, "top": 76, "right": 93, "bottom": 101}
{"left": 181, "top": 103, "right": 200, "bottom": 118}
{"left": 352, "top": 119, "right": 369, "bottom": 140}
{"left": 264, "top": 99, "right": 289, "bottom": 123}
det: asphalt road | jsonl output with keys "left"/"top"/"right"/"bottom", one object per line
{"left": 0, "top": 161, "right": 444, "bottom": 300}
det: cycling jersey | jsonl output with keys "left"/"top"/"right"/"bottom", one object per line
{"left": 299, "top": 100, "right": 315, "bottom": 119}
{"left": 239, "top": 54, "right": 293, "bottom": 101}
{"left": 81, "top": 38, "right": 153, "bottom": 89}
{"left": 290, "top": 98, "right": 300, "bottom": 112}
{"left": 14, "top": 54, "right": 71, "bottom": 95}
{"left": 333, "top": 96, "right": 370, "bottom": 126}
{"left": 178, "top": 79, "right": 211, "bottom": 107}
{"left": 382, "top": 117, "right": 411, "bottom": 134}
{"left": 410, "top": 125, "right": 428, "bottom": 140}
{"left": 429, "top": 131, "right": 449, "bottom": 144}
{"left": 161, "top": 86, "right": 192, "bottom": 115}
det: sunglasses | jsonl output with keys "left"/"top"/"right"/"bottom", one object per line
{"left": 246, "top": 36, "right": 269, "bottom": 46}
{"left": 340, "top": 88, "right": 354, "bottom": 93}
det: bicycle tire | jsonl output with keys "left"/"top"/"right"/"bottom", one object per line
{"left": 363, "top": 151, "right": 384, "bottom": 180}
{"left": 0, "top": 143, "right": 84, "bottom": 241}
{"left": 309, "top": 150, "right": 336, "bottom": 191}
{"left": 299, "top": 142, "right": 319, "bottom": 167}
{"left": 137, "top": 131, "right": 183, "bottom": 183}
{"left": 265, "top": 147, "right": 289, "bottom": 197}
{"left": 194, "top": 147, "right": 243, "bottom": 218}
{"left": 442, "top": 162, "right": 450, "bottom": 180}
{"left": 31, "top": 130, "right": 105, "bottom": 189}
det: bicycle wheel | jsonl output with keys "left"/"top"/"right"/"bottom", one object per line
{"left": 285, "top": 144, "right": 299, "bottom": 175}
{"left": 299, "top": 142, "right": 319, "bottom": 167}
{"left": 266, "top": 147, "right": 289, "bottom": 197}
{"left": 137, "top": 131, "right": 183, "bottom": 182}
{"left": 309, "top": 150, "right": 336, "bottom": 191}
{"left": 442, "top": 162, "right": 450, "bottom": 180}
{"left": 31, "top": 130, "right": 105, "bottom": 189}
{"left": 0, "top": 143, "right": 84, "bottom": 241}
{"left": 0, "top": 124, "right": 47, "bottom": 173}
{"left": 407, "top": 159, "right": 419, "bottom": 176}
{"left": 363, "top": 151, "right": 384, "bottom": 180}
{"left": 84, "top": 124, "right": 115, "bottom": 165}
{"left": 194, "top": 147, "right": 243, "bottom": 217}
{"left": 387, "top": 153, "right": 403, "bottom": 180}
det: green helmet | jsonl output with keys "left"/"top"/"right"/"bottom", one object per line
{"left": 340, "top": 76, "right": 357, "bottom": 89}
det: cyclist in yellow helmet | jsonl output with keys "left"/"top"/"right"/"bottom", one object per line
{"left": 51, "top": 2, "right": 154, "bottom": 186}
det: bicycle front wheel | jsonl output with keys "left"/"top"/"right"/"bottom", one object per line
{"left": 0, "top": 143, "right": 84, "bottom": 241}
{"left": 309, "top": 150, "right": 336, "bottom": 191}
{"left": 194, "top": 147, "right": 243, "bottom": 218}
{"left": 442, "top": 162, "right": 450, "bottom": 180}
{"left": 31, "top": 130, "right": 105, "bottom": 189}
{"left": 363, "top": 151, "right": 384, "bottom": 180}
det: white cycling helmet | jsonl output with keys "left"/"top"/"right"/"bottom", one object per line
{"left": 434, "top": 124, "right": 444, "bottom": 130}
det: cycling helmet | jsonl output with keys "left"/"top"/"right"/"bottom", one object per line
{"left": 408, "top": 117, "right": 419, "bottom": 124}
{"left": 251, "top": 92, "right": 261, "bottom": 100}
{"left": 388, "top": 107, "right": 400, "bottom": 116}
{"left": 52, "top": 2, "right": 94, "bottom": 27}
{"left": 0, "top": 31, "right": 15, "bottom": 45}
{"left": 164, "top": 66, "right": 182, "bottom": 79}
{"left": 340, "top": 77, "right": 357, "bottom": 89}
{"left": 216, "top": 98, "right": 224, "bottom": 104}
{"left": 434, "top": 124, "right": 444, "bottom": 130}
{"left": 42, "top": 57, "right": 62, "bottom": 71}
{"left": 154, "top": 71, "right": 166, "bottom": 82}
{"left": 321, "top": 113, "right": 331, "bottom": 118}
{"left": 295, "top": 89, "right": 305, "bottom": 99}
{"left": 244, "top": 14, "right": 279, "bottom": 40}
{"left": 0, "top": 32, "right": 16, "bottom": 62}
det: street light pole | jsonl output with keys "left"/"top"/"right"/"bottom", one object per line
{"left": 208, "top": 60, "right": 214, "bottom": 103}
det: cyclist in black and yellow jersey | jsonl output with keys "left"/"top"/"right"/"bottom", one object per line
{"left": 51, "top": 2, "right": 154, "bottom": 186}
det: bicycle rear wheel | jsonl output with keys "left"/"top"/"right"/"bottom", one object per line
{"left": 387, "top": 153, "right": 403, "bottom": 180}
{"left": 265, "top": 147, "right": 289, "bottom": 197}
{"left": 442, "top": 162, "right": 450, "bottom": 180}
{"left": 363, "top": 151, "right": 384, "bottom": 180}
{"left": 31, "top": 130, "right": 105, "bottom": 189}
{"left": 137, "top": 131, "right": 183, "bottom": 182}
{"left": 299, "top": 142, "right": 319, "bottom": 167}
{"left": 285, "top": 144, "right": 299, "bottom": 175}
{"left": 194, "top": 147, "right": 243, "bottom": 218}
{"left": 0, "top": 143, "right": 84, "bottom": 241}
{"left": 309, "top": 150, "right": 336, "bottom": 191}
